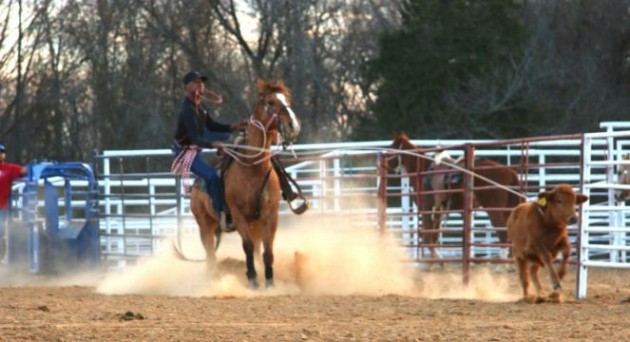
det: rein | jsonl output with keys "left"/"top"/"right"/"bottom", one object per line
{"left": 220, "top": 114, "right": 283, "bottom": 166}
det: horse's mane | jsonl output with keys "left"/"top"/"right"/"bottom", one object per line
{"left": 258, "top": 80, "right": 291, "bottom": 99}
{"left": 392, "top": 131, "right": 414, "bottom": 148}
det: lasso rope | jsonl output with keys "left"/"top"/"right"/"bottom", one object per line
{"left": 377, "top": 146, "right": 529, "bottom": 200}
{"left": 370, "top": 146, "right": 529, "bottom": 201}
{"left": 220, "top": 142, "right": 528, "bottom": 201}
{"left": 220, "top": 114, "right": 284, "bottom": 166}
{"left": 184, "top": 86, "right": 526, "bottom": 202}
{"left": 171, "top": 145, "right": 199, "bottom": 193}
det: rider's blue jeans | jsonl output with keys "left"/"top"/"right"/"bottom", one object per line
{"left": 173, "top": 131, "right": 232, "bottom": 215}
{"left": 190, "top": 151, "right": 223, "bottom": 214}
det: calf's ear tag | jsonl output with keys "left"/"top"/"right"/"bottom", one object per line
{"left": 537, "top": 197, "right": 547, "bottom": 207}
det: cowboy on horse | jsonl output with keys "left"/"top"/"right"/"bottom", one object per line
{"left": 171, "top": 76, "right": 308, "bottom": 288}
{"left": 171, "top": 70, "right": 307, "bottom": 233}
{"left": 171, "top": 70, "right": 248, "bottom": 232}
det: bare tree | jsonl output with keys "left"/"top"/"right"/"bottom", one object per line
{"left": 212, "top": 0, "right": 401, "bottom": 142}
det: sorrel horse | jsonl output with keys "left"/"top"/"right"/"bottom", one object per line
{"left": 615, "top": 153, "right": 630, "bottom": 201}
{"left": 386, "top": 132, "right": 523, "bottom": 260}
{"left": 179, "top": 79, "right": 301, "bottom": 288}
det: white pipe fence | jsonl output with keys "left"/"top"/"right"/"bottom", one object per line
{"left": 8, "top": 122, "right": 630, "bottom": 298}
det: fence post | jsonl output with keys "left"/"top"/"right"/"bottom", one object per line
{"left": 333, "top": 154, "right": 341, "bottom": 212}
{"left": 377, "top": 153, "right": 388, "bottom": 236}
{"left": 462, "top": 144, "right": 475, "bottom": 285}
{"left": 577, "top": 135, "right": 590, "bottom": 299}
{"left": 416, "top": 151, "right": 425, "bottom": 260}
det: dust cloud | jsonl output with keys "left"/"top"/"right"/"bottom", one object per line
{"left": 95, "top": 212, "right": 519, "bottom": 302}
{"left": 415, "top": 268, "right": 519, "bottom": 302}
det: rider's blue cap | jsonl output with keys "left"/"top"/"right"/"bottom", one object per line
{"left": 0, "top": 144, "right": 5, "bottom": 152}
{"left": 182, "top": 70, "right": 208, "bottom": 85}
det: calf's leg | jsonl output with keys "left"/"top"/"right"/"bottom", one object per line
{"left": 529, "top": 263, "right": 546, "bottom": 301}
{"left": 538, "top": 246, "right": 562, "bottom": 291}
{"left": 529, "top": 262, "right": 547, "bottom": 303}
{"left": 515, "top": 257, "right": 535, "bottom": 303}
{"left": 557, "top": 237, "right": 571, "bottom": 280}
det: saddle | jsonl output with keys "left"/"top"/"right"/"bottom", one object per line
{"left": 425, "top": 154, "right": 467, "bottom": 189}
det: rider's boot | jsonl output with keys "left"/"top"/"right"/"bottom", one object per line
{"left": 272, "top": 158, "right": 298, "bottom": 202}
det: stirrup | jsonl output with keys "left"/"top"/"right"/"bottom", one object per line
{"left": 288, "top": 196, "right": 309, "bottom": 215}
{"left": 219, "top": 211, "right": 236, "bottom": 232}
{"left": 283, "top": 191, "right": 299, "bottom": 202}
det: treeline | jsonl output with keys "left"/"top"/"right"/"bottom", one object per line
{"left": 0, "top": 0, "right": 397, "bottom": 162}
{"left": 0, "top": 0, "right": 629, "bottom": 164}
{"left": 359, "top": 0, "right": 630, "bottom": 139}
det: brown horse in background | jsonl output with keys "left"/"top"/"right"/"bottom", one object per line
{"left": 181, "top": 80, "right": 301, "bottom": 288}
{"left": 387, "top": 132, "right": 524, "bottom": 260}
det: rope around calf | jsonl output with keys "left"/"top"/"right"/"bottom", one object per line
{"left": 217, "top": 129, "right": 530, "bottom": 202}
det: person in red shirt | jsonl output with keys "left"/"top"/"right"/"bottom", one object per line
{"left": 0, "top": 144, "right": 26, "bottom": 261}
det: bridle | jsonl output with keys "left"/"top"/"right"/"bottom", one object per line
{"left": 221, "top": 91, "right": 297, "bottom": 165}
{"left": 260, "top": 92, "right": 298, "bottom": 142}
{"left": 255, "top": 91, "right": 295, "bottom": 143}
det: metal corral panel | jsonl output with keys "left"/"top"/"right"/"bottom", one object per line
{"left": 7, "top": 123, "right": 622, "bottom": 299}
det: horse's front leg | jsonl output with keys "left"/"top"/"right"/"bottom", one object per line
{"left": 262, "top": 244, "right": 274, "bottom": 288}
{"left": 242, "top": 238, "right": 259, "bottom": 289}
{"left": 262, "top": 218, "right": 278, "bottom": 288}
{"left": 262, "top": 237, "right": 276, "bottom": 288}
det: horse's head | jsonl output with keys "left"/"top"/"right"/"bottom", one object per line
{"left": 255, "top": 79, "right": 301, "bottom": 144}
{"left": 428, "top": 151, "right": 464, "bottom": 219}
{"left": 386, "top": 132, "right": 412, "bottom": 172}
{"left": 615, "top": 153, "right": 630, "bottom": 202}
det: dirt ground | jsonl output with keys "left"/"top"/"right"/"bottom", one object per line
{"left": 1, "top": 228, "right": 629, "bottom": 341}
{"left": 0, "top": 267, "right": 629, "bottom": 342}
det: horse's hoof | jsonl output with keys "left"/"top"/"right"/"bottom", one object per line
{"left": 248, "top": 279, "right": 260, "bottom": 289}
{"left": 548, "top": 291, "right": 563, "bottom": 303}
{"left": 265, "top": 279, "right": 274, "bottom": 288}
{"left": 520, "top": 295, "right": 537, "bottom": 304}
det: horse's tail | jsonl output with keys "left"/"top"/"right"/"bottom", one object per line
{"left": 171, "top": 227, "right": 223, "bottom": 262}
{"left": 171, "top": 240, "right": 205, "bottom": 262}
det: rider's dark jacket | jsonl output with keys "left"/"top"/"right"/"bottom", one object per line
{"left": 174, "top": 96, "right": 231, "bottom": 148}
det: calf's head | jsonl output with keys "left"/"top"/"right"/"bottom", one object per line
{"left": 537, "top": 184, "right": 588, "bottom": 225}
